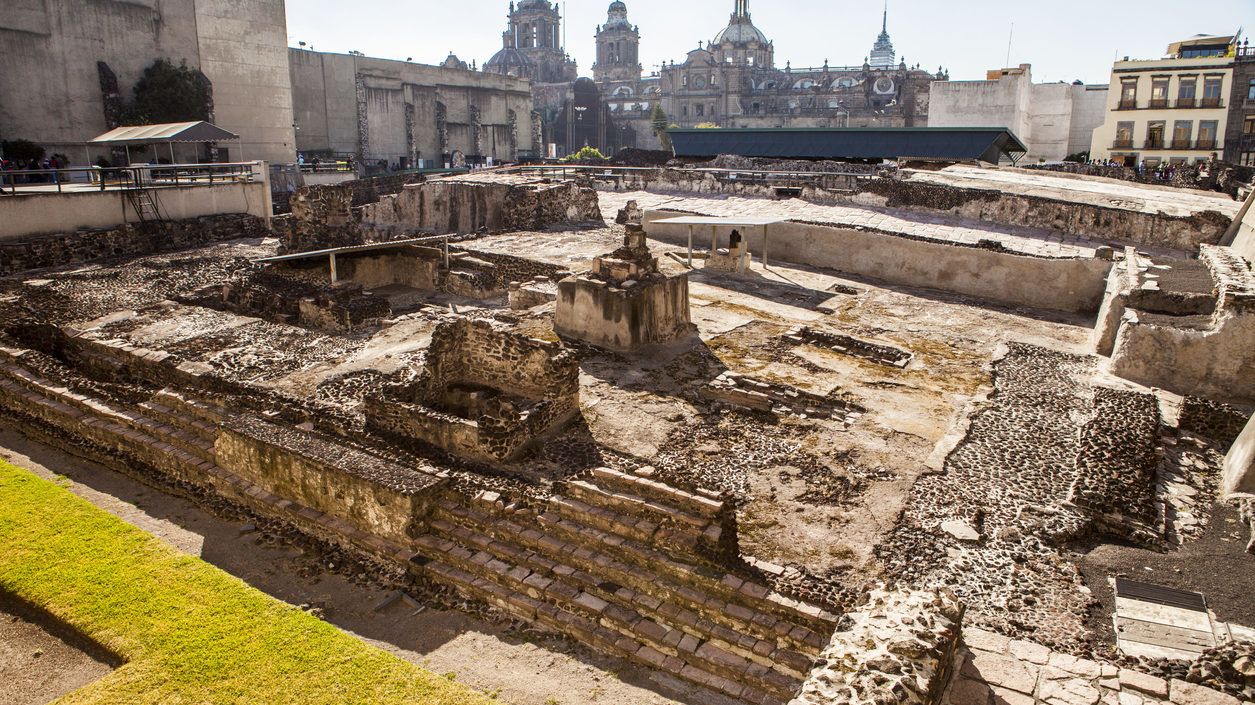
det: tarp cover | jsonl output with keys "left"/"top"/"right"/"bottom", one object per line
{"left": 90, "top": 121, "right": 239, "bottom": 146}
{"left": 668, "top": 127, "right": 1028, "bottom": 163}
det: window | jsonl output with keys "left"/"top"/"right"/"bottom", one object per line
{"left": 1115, "top": 121, "right": 1135, "bottom": 148}
{"left": 1169, "top": 157, "right": 1187, "bottom": 166}
{"left": 1248, "top": 79, "right": 1255, "bottom": 101}
{"left": 1198, "top": 120, "right": 1219, "bottom": 149}
{"left": 1145, "top": 121, "right": 1166, "bottom": 149}
{"left": 1241, "top": 151, "right": 1255, "bottom": 166}
{"left": 1244, "top": 116, "right": 1255, "bottom": 135}
{"left": 1120, "top": 79, "right": 1138, "bottom": 109}
{"left": 1172, "top": 120, "right": 1193, "bottom": 148}
{"left": 1178, "top": 76, "right": 1197, "bottom": 107}
{"left": 1202, "top": 76, "right": 1223, "bottom": 107}
{"left": 681, "top": 105, "right": 688, "bottom": 117}
{"left": 695, "top": 104, "right": 704, "bottom": 117}
{"left": 1151, "top": 77, "right": 1170, "bottom": 108}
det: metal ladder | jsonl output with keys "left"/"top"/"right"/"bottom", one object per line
{"left": 128, "top": 188, "right": 162, "bottom": 222}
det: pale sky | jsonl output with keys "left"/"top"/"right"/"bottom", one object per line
{"left": 286, "top": 0, "right": 1254, "bottom": 85}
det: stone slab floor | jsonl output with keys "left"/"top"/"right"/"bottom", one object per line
{"left": 944, "top": 627, "right": 1248, "bottom": 705}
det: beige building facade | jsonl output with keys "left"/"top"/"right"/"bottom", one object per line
{"left": 928, "top": 65, "right": 1108, "bottom": 163}
{"left": 0, "top": 0, "right": 296, "bottom": 165}
{"left": 1091, "top": 35, "right": 1238, "bottom": 167}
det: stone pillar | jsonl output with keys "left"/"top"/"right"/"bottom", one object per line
{"left": 1223, "top": 413, "right": 1255, "bottom": 498}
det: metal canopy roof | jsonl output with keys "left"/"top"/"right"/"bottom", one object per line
{"left": 90, "top": 121, "right": 240, "bottom": 146}
{"left": 668, "top": 127, "right": 1028, "bottom": 164}
{"left": 254, "top": 235, "right": 452, "bottom": 264}
{"left": 651, "top": 216, "right": 782, "bottom": 226}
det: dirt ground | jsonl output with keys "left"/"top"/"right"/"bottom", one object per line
{"left": 0, "top": 594, "right": 118, "bottom": 705}
{"left": 0, "top": 423, "right": 737, "bottom": 705}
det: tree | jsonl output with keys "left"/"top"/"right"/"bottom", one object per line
{"left": 123, "top": 59, "right": 213, "bottom": 125}
{"left": 650, "top": 104, "right": 672, "bottom": 150}
{"left": 1, "top": 139, "right": 44, "bottom": 163}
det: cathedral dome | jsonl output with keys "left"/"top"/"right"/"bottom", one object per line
{"left": 517, "top": 0, "right": 552, "bottom": 9}
{"left": 712, "top": 0, "right": 768, "bottom": 46}
{"left": 604, "top": 1, "right": 631, "bottom": 28}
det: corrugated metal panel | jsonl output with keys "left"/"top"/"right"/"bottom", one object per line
{"left": 668, "top": 128, "right": 1026, "bottom": 163}
{"left": 1115, "top": 577, "right": 1208, "bottom": 612}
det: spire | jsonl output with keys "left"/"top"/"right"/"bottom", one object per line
{"left": 882, "top": 1, "right": 888, "bottom": 33}
{"left": 734, "top": 0, "right": 748, "bottom": 18}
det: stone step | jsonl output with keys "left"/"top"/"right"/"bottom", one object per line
{"left": 139, "top": 398, "right": 219, "bottom": 443}
{"left": 564, "top": 478, "right": 718, "bottom": 537}
{"left": 428, "top": 516, "right": 820, "bottom": 675}
{"left": 435, "top": 504, "right": 830, "bottom": 657}
{"left": 413, "top": 533, "right": 796, "bottom": 705}
{"left": 588, "top": 466, "right": 724, "bottom": 520}
{"left": 533, "top": 508, "right": 839, "bottom": 633}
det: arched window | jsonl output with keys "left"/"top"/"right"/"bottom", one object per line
{"left": 794, "top": 79, "right": 816, "bottom": 90}
{"left": 613, "top": 86, "right": 634, "bottom": 97}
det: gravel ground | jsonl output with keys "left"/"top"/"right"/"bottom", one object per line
{"left": 0, "top": 594, "right": 118, "bottom": 705}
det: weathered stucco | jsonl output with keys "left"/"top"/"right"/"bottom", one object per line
{"left": 645, "top": 212, "right": 1113, "bottom": 315}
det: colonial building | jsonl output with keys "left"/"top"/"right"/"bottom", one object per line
{"left": 290, "top": 49, "right": 537, "bottom": 168}
{"left": 1222, "top": 39, "right": 1255, "bottom": 166}
{"left": 594, "top": 0, "right": 947, "bottom": 151}
{"left": 929, "top": 64, "right": 1108, "bottom": 163}
{"left": 484, "top": 0, "right": 631, "bottom": 157}
{"left": 1091, "top": 35, "right": 1240, "bottom": 168}
{"left": 0, "top": 0, "right": 296, "bottom": 165}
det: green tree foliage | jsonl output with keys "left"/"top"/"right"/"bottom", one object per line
{"left": 123, "top": 59, "right": 213, "bottom": 125}
{"left": 1064, "top": 151, "right": 1090, "bottom": 163}
{"left": 1, "top": 139, "right": 45, "bottom": 163}
{"left": 650, "top": 104, "right": 672, "bottom": 150}
{"left": 560, "top": 146, "right": 610, "bottom": 163}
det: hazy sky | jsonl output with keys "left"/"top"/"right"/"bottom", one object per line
{"left": 286, "top": 0, "right": 1254, "bottom": 85}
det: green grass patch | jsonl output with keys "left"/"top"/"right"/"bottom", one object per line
{"left": 0, "top": 460, "right": 497, "bottom": 705}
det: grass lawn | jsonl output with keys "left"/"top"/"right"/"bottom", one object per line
{"left": 0, "top": 460, "right": 497, "bottom": 705}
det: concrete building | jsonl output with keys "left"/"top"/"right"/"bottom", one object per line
{"left": 1091, "top": 35, "right": 1239, "bottom": 168}
{"left": 1222, "top": 40, "right": 1255, "bottom": 166}
{"left": 0, "top": 0, "right": 295, "bottom": 165}
{"left": 290, "top": 49, "right": 538, "bottom": 168}
{"left": 928, "top": 64, "right": 1108, "bottom": 163}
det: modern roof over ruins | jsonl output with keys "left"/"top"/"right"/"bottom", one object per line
{"left": 667, "top": 127, "right": 1029, "bottom": 164}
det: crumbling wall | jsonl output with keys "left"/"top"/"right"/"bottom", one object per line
{"left": 790, "top": 588, "right": 963, "bottom": 705}
{"left": 335, "top": 247, "right": 442, "bottom": 290}
{"left": 361, "top": 176, "right": 601, "bottom": 235}
{"left": 1223, "top": 414, "right": 1255, "bottom": 498}
{"left": 555, "top": 273, "right": 693, "bottom": 352}
{"left": 0, "top": 215, "right": 268, "bottom": 276}
{"left": 645, "top": 212, "right": 1113, "bottom": 315}
{"left": 280, "top": 183, "right": 364, "bottom": 254}
{"left": 1110, "top": 247, "right": 1255, "bottom": 405}
{"left": 214, "top": 419, "right": 440, "bottom": 546}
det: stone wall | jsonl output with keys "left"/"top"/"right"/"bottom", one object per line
{"left": 555, "top": 273, "right": 693, "bottom": 352}
{"left": 280, "top": 183, "right": 363, "bottom": 254}
{"left": 1179, "top": 397, "right": 1252, "bottom": 447}
{"left": 361, "top": 175, "right": 602, "bottom": 235}
{"left": 0, "top": 214, "right": 268, "bottom": 276}
{"left": 645, "top": 212, "right": 1114, "bottom": 316}
{"left": 790, "top": 588, "right": 963, "bottom": 705}
{"left": 1224, "top": 414, "right": 1255, "bottom": 498}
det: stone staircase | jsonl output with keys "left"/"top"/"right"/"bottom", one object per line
{"left": 411, "top": 467, "right": 840, "bottom": 705}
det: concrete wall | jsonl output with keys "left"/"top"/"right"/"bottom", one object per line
{"left": 1223, "top": 414, "right": 1255, "bottom": 497}
{"left": 1227, "top": 188, "right": 1255, "bottom": 263}
{"left": 927, "top": 65, "right": 1109, "bottom": 162}
{"left": 0, "top": 0, "right": 295, "bottom": 165}
{"left": 645, "top": 212, "right": 1113, "bottom": 315}
{"left": 1109, "top": 308, "right": 1255, "bottom": 406}
{"left": 290, "top": 49, "right": 536, "bottom": 165}
{"left": 0, "top": 181, "right": 271, "bottom": 240}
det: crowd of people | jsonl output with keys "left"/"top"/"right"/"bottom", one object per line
{"left": 0, "top": 155, "right": 69, "bottom": 184}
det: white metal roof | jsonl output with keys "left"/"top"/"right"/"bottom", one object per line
{"left": 650, "top": 216, "right": 782, "bottom": 226}
{"left": 90, "top": 121, "right": 240, "bottom": 145}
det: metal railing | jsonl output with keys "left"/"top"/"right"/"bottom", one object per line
{"left": 1112, "top": 140, "right": 1134, "bottom": 149}
{"left": 0, "top": 161, "right": 262, "bottom": 196}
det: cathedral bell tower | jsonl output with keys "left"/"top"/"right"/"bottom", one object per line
{"left": 593, "top": 1, "right": 641, "bottom": 85}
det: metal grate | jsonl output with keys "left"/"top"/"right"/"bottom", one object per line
{"left": 1115, "top": 577, "right": 1208, "bottom": 613}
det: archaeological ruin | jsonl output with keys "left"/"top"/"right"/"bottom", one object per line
{"left": 0, "top": 159, "right": 1254, "bottom": 705}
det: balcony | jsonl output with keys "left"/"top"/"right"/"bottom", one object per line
{"left": 1199, "top": 97, "right": 1223, "bottom": 109}
{"left": 1196, "top": 139, "right": 1217, "bottom": 150}
{"left": 1170, "top": 139, "right": 1193, "bottom": 149}
{"left": 1117, "top": 100, "right": 1139, "bottom": 110}
{"left": 1144, "top": 140, "right": 1165, "bottom": 149}
{"left": 1176, "top": 98, "right": 1196, "bottom": 109}
{"left": 1149, "top": 99, "right": 1169, "bottom": 109}
{"left": 1112, "top": 139, "right": 1134, "bottom": 149}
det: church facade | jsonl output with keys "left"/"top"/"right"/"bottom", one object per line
{"left": 484, "top": 0, "right": 947, "bottom": 157}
